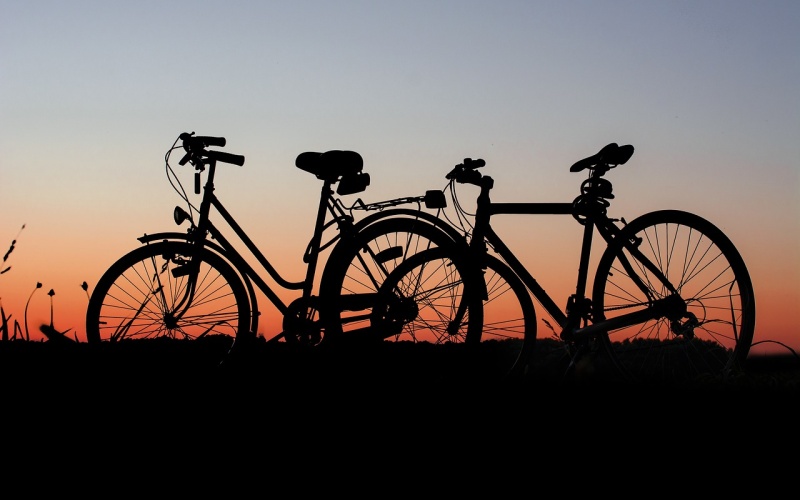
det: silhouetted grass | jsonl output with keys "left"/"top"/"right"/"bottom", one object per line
{"left": 1, "top": 334, "right": 798, "bottom": 397}
{"left": 1, "top": 225, "right": 87, "bottom": 343}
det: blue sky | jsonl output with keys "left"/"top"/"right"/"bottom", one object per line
{"left": 1, "top": 1, "right": 798, "bottom": 353}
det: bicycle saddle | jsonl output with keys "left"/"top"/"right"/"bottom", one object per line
{"left": 296, "top": 150, "right": 364, "bottom": 181}
{"left": 569, "top": 143, "right": 634, "bottom": 172}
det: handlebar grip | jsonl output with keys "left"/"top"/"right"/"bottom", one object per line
{"left": 193, "top": 135, "right": 226, "bottom": 148}
{"left": 205, "top": 149, "right": 245, "bottom": 166}
{"left": 180, "top": 133, "right": 227, "bottom": 151}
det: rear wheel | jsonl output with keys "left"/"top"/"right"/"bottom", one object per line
{"left": 86, "top": 240, "right": 251, "bottom": 350}
{"left": 592, "top": 210, "right": 756, "bottom": 385}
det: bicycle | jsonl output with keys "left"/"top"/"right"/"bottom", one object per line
{"left": 389, "top": 143, "right": 756, "bottom": 385}
{"left": 85, "top": 132, "right": 481, "bottom": 359}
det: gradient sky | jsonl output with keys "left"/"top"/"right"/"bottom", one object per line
{"left": 1, "top": 1, "right": 798, "bottom": 356}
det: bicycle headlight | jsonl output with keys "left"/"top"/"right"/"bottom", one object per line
{"left": 174, "top": 206, "right": 190, "bottom": 225}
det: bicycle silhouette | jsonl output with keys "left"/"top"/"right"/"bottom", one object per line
{"left": 375, "top": 143, "right": 756, "bottom": 384}
{"left": 85, "top": 132, "right": 476, "bottom": 357}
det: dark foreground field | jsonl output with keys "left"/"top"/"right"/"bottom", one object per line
{"left": 3, "top": 336, "right": 798, "bottom": 401}
{"left": 2, "top": 337, "right": 794, "bottom": 493}
{"left": 2, "top": 336, "right": 798, "bottom": 479}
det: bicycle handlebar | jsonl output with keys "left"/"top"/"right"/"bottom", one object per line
{"left": 180, "top": 132, "right": 226, "bottom": 149}
{"left": 446, "top": 158, "right": 486, "bottom": 184}
{"left": 178, "top": 132, "right": 246, "bottom": 167}
{"left": 203, "top": 149, "right": 246, "bottom": 166}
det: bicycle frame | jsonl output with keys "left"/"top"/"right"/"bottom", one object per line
{"left": 140, "top": 156, "right": 352, "bottom": 338}
{"left": 466, "top": 170, "right": 686, "bottom": 346}
{"left": 144, "top": 143, "right": 462, "bottom": 343}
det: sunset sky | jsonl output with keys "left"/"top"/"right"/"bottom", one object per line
{"left": 1, "top": 1, "right": 797, "bottom": 356}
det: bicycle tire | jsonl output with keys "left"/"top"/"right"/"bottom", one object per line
{"left": 370, "top": 245, "right": 481, "bottom": 342}
{"left": 319, "top": 216, "right": 473, "bottom": 343}
{"left": 369, "top": 248, "right": 539, "bottom": 380}
{"left": 592, "top": 209, "right": 756, "bottom": 385}
{"left": 85, "top": 240, "right": 251, "bottom": 347}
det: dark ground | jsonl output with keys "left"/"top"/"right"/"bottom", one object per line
{"left": 3, "top": 336, "right": 798, "bottom": 401}
{"left": 2, "top": 337, "right": 797, "bottom": 485}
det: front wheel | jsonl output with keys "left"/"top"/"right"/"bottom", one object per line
{"left": 373, "top": 249, "right": 540, "bottom": 380}
{"left": 592, "top": 210, "right": 756, "bottom": 385}
{"left": 319, "top": 216, "right": 467, "bottom": 343}
{"left": 370, "top": 246, "right": 482, "bottom": 344}
{"left": 85, "top": 240, "right": 252, "bottom": 348}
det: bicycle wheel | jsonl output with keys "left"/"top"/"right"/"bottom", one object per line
{"left": 86, "top": 240, "right": 251, "bottom": 346}
{"left": 379, "top": 249, "right": 538, "bottom": 379}
{"left": 370, "top": 246, "right": 480, "bottom": 343}
{"left": 592, "top": 209, "right": 756, "bottom": 385}
{"left": 319, "top": 216, "right": 472, "bottom": 343}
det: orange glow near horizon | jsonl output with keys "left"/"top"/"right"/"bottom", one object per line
{"left": 1, "top": 217, "right": 796, "bottom": 357}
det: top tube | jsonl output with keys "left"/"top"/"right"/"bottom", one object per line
{"left": 489, "top": 202, "right": 573, "bottom": 216}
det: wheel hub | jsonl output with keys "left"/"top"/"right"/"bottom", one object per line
{"left": 164, "top": 312, "right": 179, "bottom": 329}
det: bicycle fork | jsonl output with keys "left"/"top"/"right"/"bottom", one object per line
{"left": 158, "top": 253, "right": 202, "bottom": 331}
